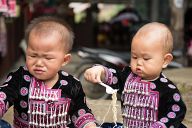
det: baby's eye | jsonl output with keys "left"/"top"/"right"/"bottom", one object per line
{"left": 143, "top": 57, "right": 151, "bottom": 61}
{"left": 46, "top": 57, "right": 54, "bottom": 60}
{"left": 28, "top": 54, "right": 36, "bottom": 58}
{"left": 131, "top": 56, "right": 137, "bottom": 59}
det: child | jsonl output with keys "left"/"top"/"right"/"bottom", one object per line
{"left": 0, "top": 16, "right": 96, "bottom": 128}
{"left": 84, "top": 22, "right": 187, "bottom": 128}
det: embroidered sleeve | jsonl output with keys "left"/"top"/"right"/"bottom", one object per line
{"left": 69, "top": 80, "right": 96, "bottom": 128}
{"left": 103, "top": 66, "right": 132, "bottom": 93}
{"left": 0, "top": 66, "right": 23, "bottom": 117}
{"left": 150, "top": 121, "right": 167, "bottom": 128}
{"left": 151, "top": 80, "right": 186, "bottom": 128}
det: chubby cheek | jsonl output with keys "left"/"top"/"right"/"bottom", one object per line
{"left": 26, "top": 60, "right": 34, "bottom": 72}
{"left": 25, "top": 60, "right": 30, "bottom": 69}
{"left": 26, "top": 58, "right": 31, "bottom": 66}
{"left": 130, "top": 62, "right": 137, "bottom": 73}
{"left": 26, "top": 62, "right": 32, "bottom": 73}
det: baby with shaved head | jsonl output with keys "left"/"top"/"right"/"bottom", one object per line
{"left": 84, "top": 22, "right": 187, "bottom": 128}
{"left": 0, "top": 16, "right": 97, "bottom": 128}
{"left": 130, "top": 22, "right": 174, "bottom": 80}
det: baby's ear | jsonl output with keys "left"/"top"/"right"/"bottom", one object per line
{"left": 162, "top": 53, "right": 173, "bottom": 68}
{"left": 62, "top": 54, "right": 71, "bottom": 66}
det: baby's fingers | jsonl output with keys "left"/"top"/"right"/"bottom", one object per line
{"left": 84, "top": 70, "right": 95, "bottom": 82}
{"left": 95, "top": 73, "right": 102, "bottom": 83}
{"left": 84, "top": 70, "right": 101, "bottom": 83}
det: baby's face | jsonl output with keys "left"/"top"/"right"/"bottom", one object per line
{"left": 26, "top": 32, "right": 70, "bottom": 83}
{"left": 130, "top": 36, "right": 166, "bottom": 80}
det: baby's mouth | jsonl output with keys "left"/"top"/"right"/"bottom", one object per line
{"left": 34, "top": 69, "right": 44, "bottom": 74}
{"left": 136, "top": 68, "right": 142, "bottom": 75}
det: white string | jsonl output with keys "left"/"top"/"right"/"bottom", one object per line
{"left": 99, "top": 100, "right": 112, "bottom": 127}
{"left": 112, "top": 92, "right": 117, "bottom": 128}
{"left": 99, "top": 92, "right": 118, "bottom": 128}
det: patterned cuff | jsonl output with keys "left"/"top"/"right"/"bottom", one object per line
{"left": 150, "top": 121, "right": 167, "bottom": 128}
{"left": 74, "top": 113, "right": 96, "bottom": 128}
{"left": 92, "top": 64, "right": 113, "bottom": 85}
{"left": 103, "top": 66, "right": 113, "bottom": 85}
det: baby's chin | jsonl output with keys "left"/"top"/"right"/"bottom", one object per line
{"left": 141, "top": 75, "right": 159, "bottom": 81}
{"left": 31, "top": 73, "right": 46, "bottom": 81}
{"left": 132, "top": 70, "right": 143, "bottom": 78}
{"left": 133, "top": 70, "right": 157, "bottom": 80}
{"left": 132, "top": 69, "right": 154, "bottom": 80}
{"left": 135, "top": 73, "right": 150, "bottom": 80}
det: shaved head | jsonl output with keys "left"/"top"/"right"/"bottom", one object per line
{"left": 133, "top": 22, "right": 173, "bottom": 53}
{"left": 25, "top": 16, "right": 74, "bottom": 53}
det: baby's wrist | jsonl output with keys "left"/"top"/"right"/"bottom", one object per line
{"left": 101, "top": 66, "right": 108, "bottom": 83}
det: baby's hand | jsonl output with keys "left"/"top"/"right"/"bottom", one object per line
{"left": 84, "top": 122, "right": 97, "bottom": 128}
{"left": 84, "top": 65, "right": 105, "bottom": 83}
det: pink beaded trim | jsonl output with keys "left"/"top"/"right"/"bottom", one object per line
{"left": 75, "top": 113, "right": 95, "bottom": 128}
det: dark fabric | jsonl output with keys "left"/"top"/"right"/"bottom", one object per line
{"left": 0, "top": 66, "right": 95, "bottom": 127}
{"left": 101, "top": 122, "right": 123, "bottom": 128}
{"left": 105, "top": 66, "right": 187, "bottom": 128}
{"left": 179, "top": 123, "right": 187, "bottom": 128}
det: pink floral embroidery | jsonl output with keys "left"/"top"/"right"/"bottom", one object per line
{"left": 173, "top": 93, "right": 180, "bottom": 102}
{"left": 24, "top": 75, "right": 31, "bottom": 82}
{"left": 0, "top": 92, "right": 6, "bottom": 100}
{"left": 72, "top": 115, "right": 77, "bottom": 123}
{"left": 160, "top": 117, "right": 169, "bottom": 123}
{"left": 60, "top": 80, "right": 68, "bottom": 86}
{"left": 160, "top": 78, "right": 168, "bottom": 83}
{"left": 113, "top": 76, "right": 118, "bottom": 84}
{"left": 21, "top": 112, "right": 28, "bottom": 120}
{"left": 105, "top": 68, "right": 113, "bottom": 85}
{"left": 168, "top": 84, "right": 176, "bottom": 89}
{"left": 109, "top": 68, "right": 116, "bottom": 73}
{"left": 61, "top": 71, "right": 68, "bottom": 76}
{"left": 167, "top": 112, "right": 176, "bottom": 119}
{"left": 20, "top": 100, "right": 27, "bottom": 108}
{"left": 20, "top": 87, "right": 28, "bottom": 96}
{"left": 172, "top": 104, "right": 180, "bottom": 112}
{"left": 78, "top": 109, "right": 86, "bottom": 116}
{"left": 151, "top": 121, "right": 166, "bottom": 128}
{"left": 150, "top": 83, "right": 156, "bottom": 89}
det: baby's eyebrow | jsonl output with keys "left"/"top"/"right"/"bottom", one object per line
{"left": 143, "top": 54, "right": 152, "bottom": 58}
{"left": 27, "top": 50, "right": 37, "bottom": 55}
{"left": 42, "top": 53, "right": 56, "bottom": 57}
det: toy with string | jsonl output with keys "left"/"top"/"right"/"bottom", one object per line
{"left": 98, "top": 82, "right": 123, "bottom": 128}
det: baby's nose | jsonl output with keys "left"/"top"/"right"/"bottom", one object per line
{"left": 137, "top": 58, "right": 142, "bottom": 65}
{"left": 36, "top": 59, "right": 43, "bottom": 66}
